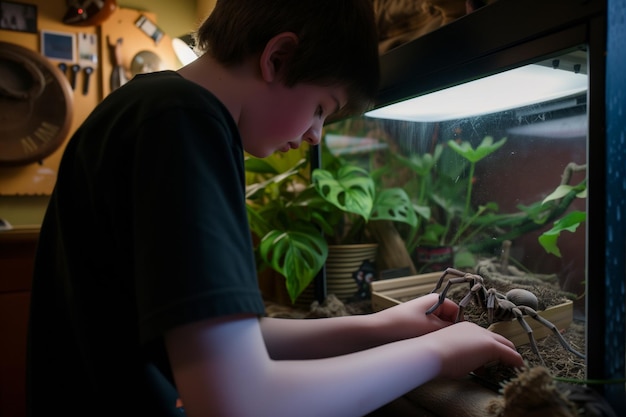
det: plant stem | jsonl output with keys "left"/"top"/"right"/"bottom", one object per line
{"left": 464, "top": 161, "right": 476, "bottom": 220}
{"left": 465, "top": 187, "right": 579, "bottom": 253}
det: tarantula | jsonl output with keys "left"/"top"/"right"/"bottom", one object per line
{"left": 425, "top": 268, "right": 585, "bottom": 365}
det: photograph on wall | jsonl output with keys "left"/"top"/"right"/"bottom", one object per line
{"left": 40, "top": 30, "right": 76, "bottom": 62}
{"left": 0, "top": 1, "right": 37, "bottom": 33}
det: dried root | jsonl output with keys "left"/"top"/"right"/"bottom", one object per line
{"left": 487, "top": 366, "right": 579, "bottom": 417}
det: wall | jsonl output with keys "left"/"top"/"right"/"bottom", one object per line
{"left": 0, "top": 0, "right": 202, "bottom": 227}
{"left": 118, "top": 0, "right": 199, "bottom": 38}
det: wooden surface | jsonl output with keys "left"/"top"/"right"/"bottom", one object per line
{"left": 0, "top": 2, "right": 180, "bottom": 196}
{"left": 0, "top": 0, "right": 98, "bottom": 195}
{"left": 99, "top": 8, "right": 180, "bottom": 98}
{"left": 0, "top": 227, "right": 39, "bottom": 417}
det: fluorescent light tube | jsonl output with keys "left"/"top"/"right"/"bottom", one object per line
{"left": 366, "top": 64, "right": 588, "bottom": 122}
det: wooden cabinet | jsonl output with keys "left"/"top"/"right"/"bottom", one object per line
{"left": 0, "top": 228, "right": 38, "bottom": 417}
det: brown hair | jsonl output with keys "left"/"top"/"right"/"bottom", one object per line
{"left": 195, "top": 0, "right": 380, "bottom": 117}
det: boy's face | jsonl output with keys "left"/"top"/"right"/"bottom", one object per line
{"left": 239, "top": 83, "right": 347, "bottom": 158}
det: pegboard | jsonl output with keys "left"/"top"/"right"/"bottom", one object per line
{"left": 99, "top": 7, "right": 179, "bottom": 98}
{"left": 0, "top": 3, "right": 180, "bottom": 196}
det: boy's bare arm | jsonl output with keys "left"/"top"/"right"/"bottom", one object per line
{"left": 258, "top": 293, "right": 462, "bottom": 359}
{"left": 165, "top": 299, "right": 523, "bottom": 417}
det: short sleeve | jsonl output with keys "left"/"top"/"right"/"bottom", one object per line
{"left": 131, "top": 103, "right": 265, "bottom": 344}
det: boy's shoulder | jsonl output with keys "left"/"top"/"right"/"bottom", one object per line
{"left": 108, "top": 70, "right": 224, "bottom": 113}
{"left": 127, "top": 70, "right": 196, "bottom": 94}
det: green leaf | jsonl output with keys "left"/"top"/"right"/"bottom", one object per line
{"left": 542, "top": 184, "right": 587, "bottom": 204}
{"left": 312, "top": 165, "right": 375, "bottom": 220}
{"left": 244, "top": 157, "right": 280, "bottom": 175}
{"left": 447, "top": 136, "right": 507, "bottom": 163}
{"left": 538, "top": 233, "right": 562, "bottom": 257}
{"left": 549, "top": 210, "right": 586, "bottom": 233}
{"left": 245, "top": 152, "right": 308, "bottom": 175}
{"left": 394, "top": 145, "right": 443, "bottom": 176}
{"left": 371, "top": 188, "right": 418, "bottom": 227}
{"left": 259, "top": 228, "right": 328, "bottom": 303}
{"left": 542, "top": 185, "right": 575, "bottom": 204}
{"left": 413, "top": 203, "right": 431, "bottom": 220}
{"left": 538, "top": 210, "right": 586, "bottom": 257}
{"left": 421, "top": 223, "right": 447, "bottom": 246}
{"left": 453, "top": 249, "right": 476, "bottom": 270}
{"left": 245, "top": 159, "right": 307, "bottom": 199}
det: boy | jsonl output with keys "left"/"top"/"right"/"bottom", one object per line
{"left": 27, "top": 0, "right": 523, "bottom": 416}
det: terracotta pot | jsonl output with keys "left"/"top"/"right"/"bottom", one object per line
{"left": 414, "top": 245, "right": 454, "bottom": 273}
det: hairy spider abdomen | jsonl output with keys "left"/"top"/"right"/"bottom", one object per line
{"left": 506, "top": 288, "right": 539, "bottom": 310}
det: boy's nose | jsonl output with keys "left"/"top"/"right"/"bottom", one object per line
{"left": 302, "top": 132, "right": 320, "bottom": 146}
{"left": 302, "top": 123, "right": 322, "bottom": 145}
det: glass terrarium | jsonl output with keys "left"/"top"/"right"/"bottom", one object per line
{"left": 324, "top": 51, "right": 588, "bottom": 282}
{"left": 316, "top": 0, "right": 623, "bottom": 412}
{"left": 322, "top": 46, "right": 588, "bottom": 376}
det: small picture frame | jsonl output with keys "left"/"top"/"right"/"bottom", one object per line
{"left": 135, "top": 14, "right": 164, "bottom": 45}
{"left": 40, "top": 29, "right": 76, "bottom": 63}
{"left": 0, "top": 1, "right": 37, "bottom": 33}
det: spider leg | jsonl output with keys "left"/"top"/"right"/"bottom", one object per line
{"left": 425, "top": 278, "right": 456, "bottom": 315}
{"left": 518, "top": 306, "right": 586, "bottom": 359}
{"left": 485, "top": 289, "right": 498, "bottom": 323}
{"left": 457, "top": 284, "right": 481, "bottom": 322}
{"left": 425, "top": 275, "right": 476, "bottom": 316}
{"left": 511, "top": 307, "right": 547, "bottom": 366}
{"left": 429, "top": 267, "right": 470, "bottom": 294}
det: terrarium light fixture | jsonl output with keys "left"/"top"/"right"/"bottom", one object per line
{"left": 365, "top": 64, "right": 588, "bottom": 123}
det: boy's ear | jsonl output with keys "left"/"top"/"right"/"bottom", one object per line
{"left": 259, "top": 32, "right": 299, "bottom": 83}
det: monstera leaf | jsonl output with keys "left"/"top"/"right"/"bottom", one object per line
{"left": 312, "top": 165, "right": 376, "bottom": 220}
{"left": 259, "top": 227, "right": 328, "bottom": 303}
{"left": 371, "top": 188, "right": 418, "bottom": 227}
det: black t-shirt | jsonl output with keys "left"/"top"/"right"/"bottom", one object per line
{"left": 27, "top": 71, "right": 265, "bottom": 416}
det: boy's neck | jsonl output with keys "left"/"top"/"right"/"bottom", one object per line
{"left": 177, "top": 53, "right": 260, "bottom": 125}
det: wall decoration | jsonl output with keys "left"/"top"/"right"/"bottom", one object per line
{"left": 130, "top": 50, "right": 162, "bottom": 76}
{"left": 108, "top": 36, "right": 128, "bottom": 91}
{"left": 0, "top": 41, "right": 74, "bottom": 167}
{"left": 135, "top": 14, "right": 163, "bottom": 45}
{"left": 78, "top": 32, "right": 98, "bottom": 66}
{"left": 99, "top": 8, "right": 179, "bottom": 98}
{"left": 40, "top": 30, "right": 76, "bottom": 62}
{"left": 78, "top": 33, "right": 98, "bottom": 95}
{"left": 63, "top": 0, "right": 117, "bottom": 26}
{"left": 0, "top": 1, "right": 37, "bottom": 33}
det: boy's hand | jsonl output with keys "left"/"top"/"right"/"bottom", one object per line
{"left": 376, "top": 293, "right": 461, "bottom": 338}
{"left": 423, "top": 321, "right": 525, "bottom": 378}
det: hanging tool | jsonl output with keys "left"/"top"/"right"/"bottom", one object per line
{"left": 58, "top": 62, "right": 68, "bottom": 75}
{"left": 109, "top": 37, "right": 128, "bottom": 91}
{"left": 70, "top": 64, "right": 81, "bottom": 90}
{"left": 83, "top": 66, "right": 93, "bottom": 95}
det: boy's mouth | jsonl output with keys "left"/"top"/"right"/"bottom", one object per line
{"left": 280, "top": 141, "right": 298, "bottom": 152}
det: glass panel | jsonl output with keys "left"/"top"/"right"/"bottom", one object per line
{"left": 322, "top": 49, "right": 587, "bottom": 381}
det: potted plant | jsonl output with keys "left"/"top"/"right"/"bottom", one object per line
{"left": 393, "top": 135, "right": 508, "bottom": 271}
{"left": 245, "top": 148, "right": 326, "bottom": 305}
{"left": 246, "top": 146, "right": 418, "bottom": 304}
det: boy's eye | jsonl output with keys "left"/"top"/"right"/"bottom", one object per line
{"left": 316, "top": 106, "right": 324, "bottom": 117}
